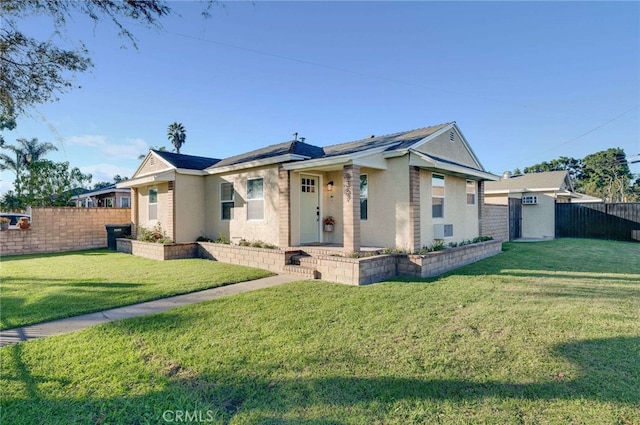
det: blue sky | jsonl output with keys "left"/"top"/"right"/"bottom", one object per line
{"left": 2, "top": 1, "right": 639, "bottom": 192}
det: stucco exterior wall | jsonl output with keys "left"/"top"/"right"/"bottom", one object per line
{"left": 137, "top": 182, "right": 171, "bottom": 235}
{"left": 420, "top": 170, "right": 480, "bottom": 246}
{"left": 174, "top": 174, "right": 206, "bottom": 243}
{"left": 421, "top": 128, "right": 479, "bottom": 169}
{"left": 320, "top": 170, "right": 344, "bottom": 245}
{"left": 521, "top": 193, "right": 555, "bottom": 239}
{"left": 205, "top": 165, "right": 280, "bottom": 246}
{"left": 360, "top": 157, "right": 411, "bottom": 249}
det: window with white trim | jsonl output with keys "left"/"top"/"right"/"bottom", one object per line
{"left": 360, "top": 174, "right": 368, "bottom": 220}
{"left": 221, "top": 182, "right": 234, "bottom": 220}
{"left": 247, "top": 178, "right": 264, "bottom": 220}
{"left": 148, "top": 187, "right": 158, "bottom": 220}
{"left": 466, "top": 180, "right": 476, "bottom": 205}
{"left": 432, "top": 174, "right": 445, "bottom": 218}
{"left": 121, "top": 196, "right": 130, "bottom": 208}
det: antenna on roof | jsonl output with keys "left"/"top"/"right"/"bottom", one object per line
{"left": 299, "top": 137, "right": 305, "bottom": 143}
{"left": 293, "top": 132, "right": 298, "bottom": 141}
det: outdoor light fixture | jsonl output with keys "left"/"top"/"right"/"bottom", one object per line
{"left": 327, "top": 181, "right": 334, "bottom": 191}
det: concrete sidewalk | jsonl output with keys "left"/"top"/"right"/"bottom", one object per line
{"left": 0, "top": 274, "right": 298, "bottom": 347}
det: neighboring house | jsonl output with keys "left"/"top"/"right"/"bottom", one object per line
{"left": 72, "top": 184, "right": 132, "bottom": 208}
{"left": 485, "top": 170, "right": 602, "bottom": 240}
{"left": 118, "top": 122, "right": 498, "bottom": 251}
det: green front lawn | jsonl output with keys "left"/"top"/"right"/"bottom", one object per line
{"left": 1, "top": 239, "right": 639, "bottom": 424}
{"left": 0, "top": 250, "right": 273, "bottom": 330}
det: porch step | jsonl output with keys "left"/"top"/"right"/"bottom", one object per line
{"left": 289, "top": 254, "right": 318, "bottom": 268}
{"left": 282, "top": 264, "right": 319, "bottom": 279}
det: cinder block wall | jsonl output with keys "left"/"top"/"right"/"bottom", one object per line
{"left": 0, "top": 207, "right": 131, "bottom": 256}
{"left": 480, "top": 204, "right": 509, "bottom": 241}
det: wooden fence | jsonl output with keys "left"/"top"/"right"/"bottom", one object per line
{"left": 555, "top": 203, "right": 640, "bottom": 241}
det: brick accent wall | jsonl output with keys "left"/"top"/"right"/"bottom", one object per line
{"left": 167, "top": 181, "right": 175, "bottom": 241}
{"left": 278, "top": 166, "right": 291, "bottom": 247}
{"left": 198, "top": 242, "right": 287, "bottom": 274}
{"left": 343, "top": 164, "right": 361, "bottom": 252}
{"left": 1, "top": 207, "right": 131, "bottom": 256}
{"left": 131, "top": 187, "right": 139, "bottom": 238}
{"left": 480, "top": 204, "right": 509, "bottom": 241}
{"left": 409, "top": 166, "right": 421, "bottom": 252}
{"left": 116, "top": 239, "right": 197, "bottom": 260}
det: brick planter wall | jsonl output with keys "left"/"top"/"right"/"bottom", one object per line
{"left": 197, "top": 242, "right": 288, "bottom": 274}
{"left": 116, "top": 239, "right": 198, "bottom": 260}
{"left": 316, "top": 254, "right": 397, "bottom": 286}
{"left": 398, "top": 239, "right": 502, "bottom": 278}
{"left": 1, "top": 207, "right": 131, "bottom": 256}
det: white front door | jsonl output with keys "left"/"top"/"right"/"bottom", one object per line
{"left": 300, "top": 175, "right": 320, "bottom": 244}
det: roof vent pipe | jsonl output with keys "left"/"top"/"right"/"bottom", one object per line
{"left": 502, "top": 171, "right": 513, "bottom": 180}
{"left": 293, "top": 132, "right": 298, "bottom": 141}
{"left": 299, "top": 137, "right": 305, "bottom": 143}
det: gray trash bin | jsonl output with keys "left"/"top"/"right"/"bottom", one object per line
{"left": 105, "top": 224, "right": 132, "bottom": 250}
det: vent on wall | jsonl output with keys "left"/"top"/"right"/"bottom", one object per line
{"left": 449, "top": 131, "right": 455, "bottom": 142}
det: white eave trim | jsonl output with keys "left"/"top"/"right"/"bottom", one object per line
{"left": 116, "top": 170, "right": 176, "bottom": 188}
{"left": 283, "top": 154, "right": 352, "bottom": 171}
{"left": 206, "top": 154, "right": 308, "bottom": 174}
{"left": 409, "top": 150, "right": 498, "bottom": 181}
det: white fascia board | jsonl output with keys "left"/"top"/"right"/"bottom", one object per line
{"left": 206, "top": 154, "right": 308, "bottom": 175}
{"left": 175, "top": 168, "right": 207, "bottom": 176}
{"left": 283, "top": 154, "right": 352, "bottom": 171}
{"left": 484, "top": 189, "right": 525, "bottom": 195}
{"left": 116, "top": 170, "right": 175, "bottom": 188}
{"left": 352, "top": 155, "right": 387, "bottom": 170}
{"left": 409, "top": 150, "right": 498, "bottom": 181}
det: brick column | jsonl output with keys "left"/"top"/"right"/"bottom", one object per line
{"left": 278, "top": 165, "right": 291, "bottom": 248}
{"left": 478, "top": 180, "right": 485, "bottom": 236}
{"left": 343, "top": 164, "right": 361, "bottom": 253}
{"left": 409, "top": 166, "right": 421, "bottom": 252}
{"left": 167, "top": 181, "right": 175, "bottom": 241}
{"left": 131, "top": 187, "right": 139, "bottom": 238}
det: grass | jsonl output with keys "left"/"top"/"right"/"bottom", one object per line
{"left": 1, "top": 239, "right": 639, "bottom": 424}
{"left": 0, "top": 249, "right": 273, "bottom": 330}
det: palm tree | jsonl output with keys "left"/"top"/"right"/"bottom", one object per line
{"left": 0, "top": 137, "right": 58, "bottom": 197}
{"left": 167, "top": 122, "right": 186, "bottom": 154}
{"left": 138, "top": 145, "right": 168, "bottom": 160}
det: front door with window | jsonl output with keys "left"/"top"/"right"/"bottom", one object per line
{"left": 300, "top": 175, "right": 320, "bottom": 243}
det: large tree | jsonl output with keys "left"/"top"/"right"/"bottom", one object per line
{"left": 17, "top": 160, "right": 92, "bottom": 207}
{"left": 522, "top": 156, "right": 584, "bottom": 189}
{"left": 0, "top": 137, "right": 58, "bottom": 195}
{"left": 167, "top": 122, "right": 186, "bottom": 154}
{"left": 580, "top": 148, "right": 633, "bottom": 203}
{"left": 0, "top": 0, "right": 171, "bottom": 127}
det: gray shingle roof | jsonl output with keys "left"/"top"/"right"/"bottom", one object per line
{"left": 153, "top": 150, "right": 220, "bottom": 170}
{"left": 323, "top": 123, "right": 452, "bottom": 157}
{"left": 211, "top": 140, "right": 325, "bottom": 168}
{"left": 485, "top": 171, "right": 570, "bottom": 191}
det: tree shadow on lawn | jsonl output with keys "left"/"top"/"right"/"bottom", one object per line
{"left": 0, "top": 249, "right": 111, "bottom": 262}
{"left": 2, "top": 336, "right": 638, "bottom": 424}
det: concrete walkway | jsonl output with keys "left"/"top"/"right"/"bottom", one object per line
{"left": 0, "top": 274, "right": 298, "bottom": 347}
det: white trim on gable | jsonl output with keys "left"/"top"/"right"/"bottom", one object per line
{"left": 116, "top": 170, "right": 176, "bottom": 188}
{"left": 406, "top": 123, "right": 486, "bottom": 172}
{"left": 130, "top": 151, "right": 177, "bottom": 180}
{"left": 409, "top": 150, "right": 498, "bottom": 181}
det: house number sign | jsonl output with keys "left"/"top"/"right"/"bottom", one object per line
{"left": 344, "top": 172, "right": 352, "bottom": 202}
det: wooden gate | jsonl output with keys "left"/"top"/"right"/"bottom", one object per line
{"left": 508, "top": 198, "right": 522, "bottom": 241}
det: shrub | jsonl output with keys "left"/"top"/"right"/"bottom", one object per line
{"left": 137, "top": 223, "right": 173, "bottom": 244}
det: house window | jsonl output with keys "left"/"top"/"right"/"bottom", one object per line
{"left": 301, "top": 178, "right": 315, "bottom": 193}
{"left": 432, "top": 174, "right": 445, "bottom": 218}
{"left": 221, "top": 182, "right": 234, "bottom": 220}
{"left": 247, "top": 178, "right": 264, "bottom": 220}
{"left": 360, "top": 174, "right": 368, "bottom": 220}
{"left": 105, "top": 198, "right": 114, "bottom": 208}
{"left": 148, "top": 187, "right": 158, "bottom": 220}
{"left": 121, "top": 197, "right": 130, "bottom": 208}
{"left": 466, "top": 180, "right": 476, "bottom": 205}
